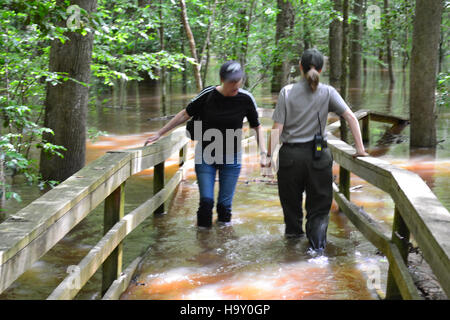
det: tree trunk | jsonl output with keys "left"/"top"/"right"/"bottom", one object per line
{"left": 384, "top": 0, "right": 395, "bottom": 84}
{"left": 301, "top": 0, "right": 312, "bottom": 50}
{"left": 199, "top": 0, "right": 218, "bottom": 85}
{"left": 349, "top": 0, "right": 364, "bottom": 85}
{"left": 159, "top": 0, "right": 167, "bottom": 114}
{"left": 180, "top": 25, "right": 188, "bottom": 93}
{"left": 39, "top": 0, "right": 97, "bottom": 182}
{"left": 340, "top": 0, "right": 349, "bottom": 142}
{"left": 410, "top": 0, "right": 442, "bottom": 148}
{"left": 179, "top": 0, "right": 202, "bottom": 91}
{"left": 271, "top": 0, "right": 295, "bottom": 93}
{"left": 329, "top": 0, "right": 342, "bottom": 89}
{"left": 238, "top": 0, "right": 256, "bottom": 88}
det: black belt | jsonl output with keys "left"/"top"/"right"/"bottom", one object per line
{"left": 283, "top": 140, "right": 328, "bottom": 148}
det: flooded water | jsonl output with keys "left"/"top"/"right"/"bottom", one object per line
{"left": 1, "top": 64, "right": 448, "bottom": 300}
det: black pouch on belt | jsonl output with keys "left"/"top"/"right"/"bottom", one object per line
{"left": 313, "top": 133, "right": 324, "bottom": 160}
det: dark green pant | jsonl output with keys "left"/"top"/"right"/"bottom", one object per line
{"left": 277, "top": 143, "right": 333, "bottom": 250}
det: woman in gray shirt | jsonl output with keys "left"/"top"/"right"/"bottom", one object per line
{"left": 266, "top": 48, "right": 368, "bottom": 255}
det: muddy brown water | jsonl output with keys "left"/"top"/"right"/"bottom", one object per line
{"left": 1, "top": 66, "right": 448, "bottom": 300}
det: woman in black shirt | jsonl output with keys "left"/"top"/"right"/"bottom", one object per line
{"left": 145, "top": 61, "right": 268, "bottom": 228}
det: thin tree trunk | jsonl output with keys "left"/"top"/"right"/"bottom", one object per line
{"left": 410, "top": 0, "right": 443, "bottom": 148}
{"left": 329, "top": 0, "right": 342, "bottom": 89}
{"left": 238, "top": 0, "right": 256, "bottom": 88}
{"left": 39, "top": 0, "right": 97, "bottom": 182}
{"left": 180, "top": 25, "right": 187, "bottom": 93}
{"left": 271, "top": 0, "right": 295, "bottom": 93}
{"left": 301, "top": 0, "right": 312, "bottom": 50}
{"left": 159, "top": 0, "right": 166, "bottom": 114}
{"left": 362, "top": 0, "right": 368, "bottom": 77}
{"left": 384, "top": 0, "right": 395, "bottom": 84}
{"left": 349, "top": 0, "right": 364, "bottom": 85}
{"left": 179, "top": 0, "right": 202, "bottom": 91}
{"left": 199, "top": 0, "right": 218, "bottom": 85}
{"left": 340, "top": 0, "right": 349, "bottom": 142}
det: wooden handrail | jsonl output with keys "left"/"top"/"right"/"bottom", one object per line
{"left": 326, "top": 110, "right": 450, "bottom": 298}
{"left": 1, "top": 107, "right": 448, "bottom": 300}
{"left": 0, "top": 126, "right": 189, "bottom": 294}
{"left": 256, "top": 107, "right": 449, "bottom": 298}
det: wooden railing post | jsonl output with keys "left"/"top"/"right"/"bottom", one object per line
{"left": 385, "top": 205, "right": 411, "bottom": 299}
{"left": 362, "top": 115, "right": 370, "bottom": 143}
{"left": 179, "top": 144, "right": 187, "bottom": 168}
{"left": 102, "top": 182, "right": 125, "bottom": 296}
{"left": 154, "top": 161, "right": 165, "bottom": 214}
{"left": 339, "top": 167, "right": 351, "bottom": 201}
{"left": 338, "top": 116, "right": 351, "bottom": 202}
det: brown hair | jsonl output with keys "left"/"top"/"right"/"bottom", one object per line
{"left": 306, "top": 66, "right": 320, "bottom": 92}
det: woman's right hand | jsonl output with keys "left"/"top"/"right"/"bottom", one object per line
{"left": 144, "top": 133, "right": 161, "bottom": 146}
{"left": 353, "top": 149, "right": 369, "bottom": 158}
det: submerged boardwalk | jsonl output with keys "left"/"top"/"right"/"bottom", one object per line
{"left": 0, "top": 109, "right": 448, "bottom": 300}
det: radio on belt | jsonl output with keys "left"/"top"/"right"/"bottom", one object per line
{"left": 313, "top": 112, "right": 324, "bottom": 160}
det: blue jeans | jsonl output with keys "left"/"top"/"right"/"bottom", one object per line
{"left": 194, "top": 149, "right": 241, "bottom": 225}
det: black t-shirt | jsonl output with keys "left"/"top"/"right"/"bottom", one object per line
{"left": 185, "top": 85, "right": 260, "bottom": 156}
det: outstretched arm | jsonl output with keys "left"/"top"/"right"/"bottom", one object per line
{"left": 251, "top": 125, "right": 269, "bottom": 166}
{"left": 341, "top": 110, "right": 369, "bottom": 157}
{"left": 266, "top": 121, "right": 284, "bottom": 167}
{"left": 144, "top": 109, "right": 191, "bottom": 146}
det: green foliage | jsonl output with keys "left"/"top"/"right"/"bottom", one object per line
{"left": 437, "top": 72, "right": 450, "bottom": 109}
{"left": 1, "top": 1, "right": 70, "bottom": 204}
{"left": 1, "top": 0, "right": 447, "bottom": 208}
{"left": 89, "top": 0, "right": 194, "bottom": 87}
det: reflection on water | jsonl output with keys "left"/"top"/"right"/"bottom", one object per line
{"left": 1, "top": 65, "right": 449, "bottom": 300}
{"left": 119, "top": 158, "right": 381, "bottom": 300}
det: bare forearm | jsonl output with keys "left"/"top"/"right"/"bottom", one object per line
{"left": 158, "top": 109, "right": 190, "bottom": 136}
{"left": 268, "top": 122, "right": 283, "bottom": 156}
{"left": 343, "top": 111, "right": 365, "bottom": 153}
{"left": 253, "top": 125, "right": 267, "bottom": 154}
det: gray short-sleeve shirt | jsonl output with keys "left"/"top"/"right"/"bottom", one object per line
{"left": 272, "top": 78, "right": 350, "bottom": 143}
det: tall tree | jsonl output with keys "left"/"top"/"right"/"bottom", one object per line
{"left": 383, "top": 0, "right": 395, "bottom": 84}
{"left": 271, "top": 0, "right": 295, "bottom": 93}
{"left": 340, "top": 0, "right": 349, "bottom": 142}
{"left": 329, "top": 0, "right": 342, "bottom": 89}
{"left": 349, "top": 0, "right": 364, "bottom": 85}
{"left": 39, "top": 0, "right": 97, "bottom": 182}
{"left": 410, "top": 0, "right": 443, "bottom": 148}
{"left": 159, "top": 0, "right": 167, "bottom": 114}
{"left": 199, "top": 0, "right": 219, "bottom": 85}
{"left": 179, "top": 0, "right": 203, "bottom": 91}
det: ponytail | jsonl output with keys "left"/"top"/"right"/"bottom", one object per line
{"left": 300, "top": 48, "right": 324, "bottom": 93}
{"left": 306, "top": 66, "right": 320, "bottom": 92}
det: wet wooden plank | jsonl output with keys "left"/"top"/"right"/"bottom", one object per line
{"left": 47, "top": 169, "right": 184, "bottom": 300}
{"left": 332, "top": 183, "right": 389, "bottom": 252}
{"left": 0, "top": 128, "right": 188, "bottom": 294}
{"left": 101, "top": 257, "right": 141, "bottom": 300}
{"left": 369, "top": 111, "right": 408, "bottom": 125}
{"left": 0, "top": 157, "right": 132, "bottom": 294}
{"left": 333, "top": 183, "right": 421, "bottom": 300}
{"left": 327, "top": 133, "right": 395, "bottom": 194}
{"left": 0, "top": 152, "right": 132, "bottom": 266}
{"left": 385, "top": 242, "right": 422, "bottom": 300}
{"left": 390, "top": 168, "right": 450, "bottom": 297}
{"left": 102, "top": 182, "right": 125, "bottom": 296}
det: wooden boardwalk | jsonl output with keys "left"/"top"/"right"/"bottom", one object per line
{"left": 0, "top": 109, "right": 448, "bottom": 300}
